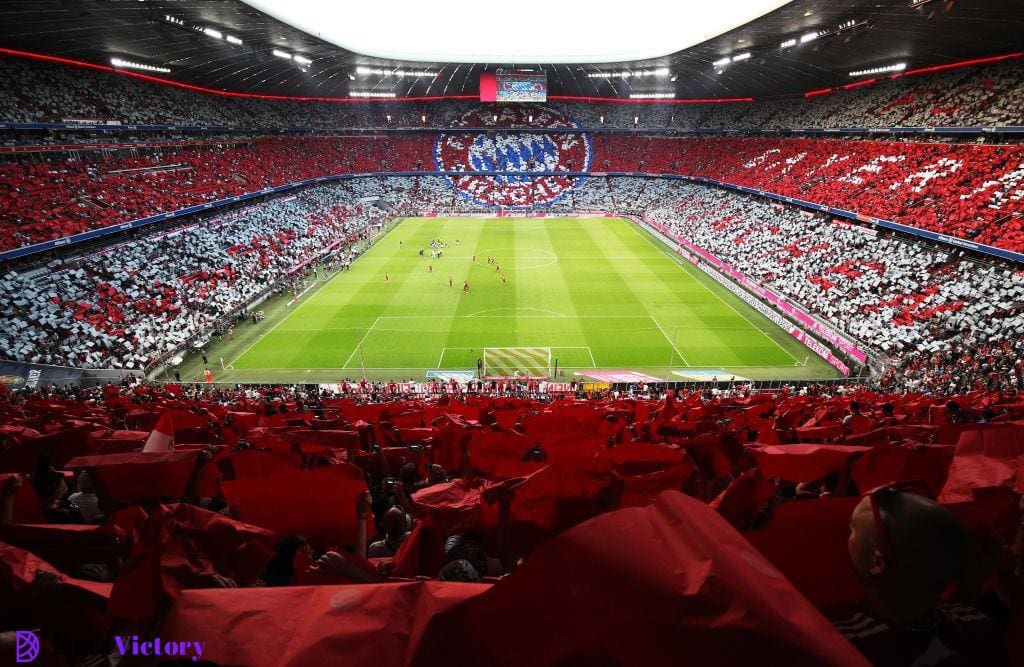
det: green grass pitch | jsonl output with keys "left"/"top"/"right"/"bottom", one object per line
{"left": 219, "top": 217, "right": 838, "bottom": 382}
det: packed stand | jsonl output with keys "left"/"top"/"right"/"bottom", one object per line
{"left": 5, "top": 133, "right": 1023, "bottom": 253}
{"left": 592, "top": 135, "right": 1024, "bottom": 252}
{"left": 0, "top": 182, "right": 389, "bottom": 369}
{"left": 2, "top": 54, "right": 1023, "bottom": 130}
{"left": 639, "top": 180, "right": 1024, "bottom": 392}
{"left": 0, "top": 379, "right": 1022, "bottom": 665}
{"left": 0, "top": 136, "right": 426, "bottom": 250}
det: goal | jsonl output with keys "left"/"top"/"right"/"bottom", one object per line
{"left": 482, "top": 346, "right": 552, "bottom": 377}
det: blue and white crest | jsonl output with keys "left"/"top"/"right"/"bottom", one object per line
{"left": 434, "top": 106, "right": 591, "bottom": 208}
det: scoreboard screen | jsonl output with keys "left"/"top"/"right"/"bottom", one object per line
{"left": 480, "top": 71, "right": 547, "bottom": 103}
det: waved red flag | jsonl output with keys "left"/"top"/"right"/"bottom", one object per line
{"left": 938, "top": 423, "right": 1024, "bottom": 503}
{"left": 161, "top": 581, "right": 488, "bottom": 666}
{"left": 221, "top": 463, "right": 371, "bottom": 549}
{"left": 413, "top": 491, "right": 869, "bottom": 667}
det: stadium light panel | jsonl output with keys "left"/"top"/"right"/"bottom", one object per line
{"left": 355, "top": 66, "right": 438, "bottom": 77}
{"left": 780, "top": 39, "right": 796, "bottom": 48}
{"left": 630, "top": 92, "right": 675, "bottom": 99}
{"left": 110, "top": 57, "right": 170, "bottom": 73}
{"left": 849, "top": 62, "right": 906, "bottom": 77}
{"left": 203, "top": 28, "right": 223, "bottom": 39}
{"left": 731, "top": 52, "right": 751, "bottom": 61}
{"left": 272, "top": 49, "right": 292, "bottom": 59}
{"left": 349, "top": 91, "right": 397, "bottom": 98}
{"left": 240, "top": 0, "right": 789, "bottom": 63}
{"left": 712, "top": 57, "right": 731, "bottom": 67}
{"left": 226, "top": 35, "right": 243, "bottom": 45}
{"left": 588, "top": 68, "right": 672, "bottom": 78}
{"left": 800, "top": 32, "right": 819, "bottom": 43}
{"left": 294, "top": 55, "right": 312, "bottom": 65}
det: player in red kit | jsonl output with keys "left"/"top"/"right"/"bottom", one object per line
{"left": 463, "top": 281, "right": 470, "bottom": 293}
{"left": 449, "top": 276, "right": 453, "bottom": 287}
{"left": 428, "top": 264, "right": 433, "bottom": 273}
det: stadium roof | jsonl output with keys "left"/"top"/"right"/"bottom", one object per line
{"left": 0, "top": 0, "right": 1021, "bottom": 101}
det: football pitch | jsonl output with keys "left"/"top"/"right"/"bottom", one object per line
{"left": 216, "top": 217, "right": 837, "bottom": 382}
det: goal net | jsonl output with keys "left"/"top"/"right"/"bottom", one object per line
{"left": 482, "top": 347, "right": 552, "bottom": 377}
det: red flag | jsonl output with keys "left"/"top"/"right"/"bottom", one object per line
{"left": 91, "top": 430, "right": 150, "bottom": 454}
{"left": 390, "top": 517, "right": 446, "bottom": 579}
{"left": 0, "top": 523, "right": 125, "bottom": 575}
{"left": 0, "top": 424, "right": 93, "bottom": 472}
{"left": 0, "top": 473, "right": 44, "bottom": 523}
{"left": 289, "top": 430, "right": 361, "bottom": 449}
{"left": 221, "top": 463, "right": 371, "bottom": 549}
{"left": 467, "top": 430, "right": 530, "bottom": 476}
{"left": 413, "top": 491, "right": 869, "bottom": 666}
{"left": 480, "top": 461, "right": 621, "bottom": 555}
{"left": 161, "top": 581, "right": 489, "bottom": 666}
{"left": 64, "top": 451, "right": 219, "bottom": 503}
{"left": 412, "top": 478, "right": 488, "bottom": 535}
{"left": 746, "top": 497, "right": 863, "bottom": 611}
{"left": 619, "top": 462, "right": 695, "bottom": 508}
{"left": 0, "top": 540, "right": 112, "bottom": 603}
{"left": 939, "top": 423, "right": 1024, "bottom": 503}
{"left": 597, "top": 443, "right": 687, "bottom": 475}
{"left": 108, "top": 503, "right": 276, "bottom": 620}
{"left": 143, "top": 409, "right": 175, "bottom": 452}
{"left": 218, "top": 449, "right": 301, "bottom": 480}
{"left": 750, "top": 444, "right": 871, "bottom": 482}
{"left": 850, "top": 444, "right": 955, "bottom": 496}
{"left": 710, "top": 469, "right": 778, "bottom": 530}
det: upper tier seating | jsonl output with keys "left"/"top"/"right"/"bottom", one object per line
{"left": 1, "top": 54, "right": 1022, "bottom": 129}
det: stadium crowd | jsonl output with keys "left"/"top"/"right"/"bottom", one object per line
{"left": 636, "top": 180, "right": 1024, "bottom": 393}
{"left": 3, "top": 134, "right": 1023, "bottom": 252}
{"left": 0, "top": 379, "right": 1022, "bottom": 665}
{"left": 2, "top": 53, "right": 1023, "bottom": 129}
{"left": 4, "top": 32, "right": 1024, "bottom": 667}
{"left": 0, "top": 136, "right": 424, "bottom": 251}
{"left": 0, "top": 182, "right": 389, "bottom": 369}
{"left": 3, "top": 174, "right": 1022, "bottom": 394}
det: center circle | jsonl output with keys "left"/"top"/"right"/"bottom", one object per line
{"left": 473, "top": 247, "right": 558, "bottom": 270}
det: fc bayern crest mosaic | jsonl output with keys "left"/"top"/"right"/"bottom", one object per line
{"left": 434, "top": 105, "right": 592, "bottom": 208}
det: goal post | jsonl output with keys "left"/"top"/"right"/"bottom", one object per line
{"left": 482, "top": 346, "right": 552, "bottom": 377}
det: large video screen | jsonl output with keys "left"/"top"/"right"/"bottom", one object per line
{"left": 480, "top": 71, "right": 547, "bottom": 103}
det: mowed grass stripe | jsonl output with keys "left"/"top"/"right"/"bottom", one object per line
{"left": 232, "top": 217, "right": 823, "bottom": 377}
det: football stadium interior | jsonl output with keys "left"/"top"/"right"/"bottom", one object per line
{"left": 0, "top": 1, "right": 1023, "bottom": 664}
